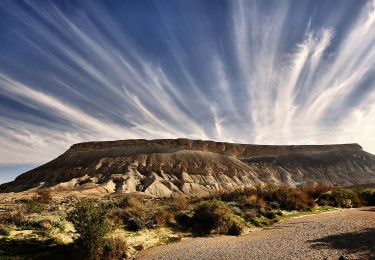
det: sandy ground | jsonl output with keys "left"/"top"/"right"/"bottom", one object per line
{"left": 137, "top": 207, "right": 375, "bottom": 260}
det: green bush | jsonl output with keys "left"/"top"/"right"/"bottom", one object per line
{"left": 317, "top": 187, "right": 361, "bottom": 208}
{"left": 191, "top": 200, "right": 231, "bottom": 234}
{"left": 190, "top": 200, "right": 243, "bottom": 236}
{"left": 67, "top": 199, "right": 110, "bottom": 258}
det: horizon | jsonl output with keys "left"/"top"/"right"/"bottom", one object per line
{"left": 1, "top": 0, "right": 375, "bottom": 183}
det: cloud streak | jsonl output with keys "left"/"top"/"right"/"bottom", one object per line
{"left": 0, "top": 0, "right": 374, "bottom": 173}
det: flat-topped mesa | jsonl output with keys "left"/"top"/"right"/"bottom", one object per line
{"left": 1, "top": 139, "right": 372, "bottom": 195}
{"left": 67, "top": 138, "right": 362, "bottom": 157}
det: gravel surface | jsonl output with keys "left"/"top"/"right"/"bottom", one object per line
{"left": 137, "top": 207, "right": 375, "bottom": 260}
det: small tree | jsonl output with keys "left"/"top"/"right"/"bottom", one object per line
{"left": 67, "top": 199, "right": 110, "bottom": 258}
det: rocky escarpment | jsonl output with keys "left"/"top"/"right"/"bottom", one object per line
{"left": 1, "top": 139, "right": 375, "bottom": 196}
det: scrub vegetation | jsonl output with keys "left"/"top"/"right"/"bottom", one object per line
{"left": 0, "top": 184, "right": 374, "bottom": 259}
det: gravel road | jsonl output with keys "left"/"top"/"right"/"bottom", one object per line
{"left": 137, "top": 207, "right": 375, "bottom": 260}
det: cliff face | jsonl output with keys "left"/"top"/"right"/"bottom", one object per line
{"left": 68, "top": 138, "right": 362, "bottom": 157}
{"left": 1, "top": 139, "right": 374, "bottom": 196}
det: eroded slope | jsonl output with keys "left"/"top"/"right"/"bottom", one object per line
{"left": 1, "top": 139, "right": 374, "bottom": 196}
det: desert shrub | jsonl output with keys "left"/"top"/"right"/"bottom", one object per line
{"left": 243, "top": 209, "right": 257, "bottom": 221}
{"left": 102, "top": 237, "right": 128, "bottom": 260}
{"left": 239, "top": 195, "right": 256, "bottom": 209}
{"left": 24, "top": 197, "right": 44, "bottom": 214}
{"left": 262, "top": 210, "right": 277, "bottom": 219}
{"left": 125, "top": 218, "right": 145, "bottom": 232}
{"left": 212, "top": 214, "right": 243, "bottom": 236}
{"left": 231, "top": 206, "right": 243, "bottom": 216}
{"left": 119, "top": 196, "right": 158, "bottom": 228}
{"left": 245, "top": 194, "right": 258, "bottom": 205}
{"left": 191, "top": 200, "right": 231, "bottom": 234}
{"left": 67, "top": 199, "right": 110, "bottom": 258}
{"left": 37, "top": 219, "right": 52, "bottom": 230}
{"left": 358, "top": 189, "right": 375, "bottom": 206}
{"left": 37, "top": 188, "right": 53, "bottom": 203}
{"left": 263, "top": 186, "right": 316, "bottom": 211}
{"left": 317, "top": 187, "right": 361, "bottom": 208}
{"left": 153, "top": 208, "right": 174, "bottom": 227}
{"left": 205, "top": 185, "right": 318, "bottom": 212}
{"left": 240, "top": 194, "right": 265, "bottom": 210}
{"left": 227, "top": 202, "right": 243, "bottom": 215}
{"left": 303, "top": 182, "right": 332, "bottom": 199}
{"left": 212, "top": 187, "right": 255, "bottom": 202}
{"left": 190, "top": 199, "right": 243, "bottom": 235}
{"left": 106, "top": 207, "right": 124, "bottom": 228}
{"left": 0, "top": 226, "right": 10, "bottom": 236}
{"left": 227, "top": 219, "right": 243, "bottom": 236}
{"left": 118, "top": 196, "right": 145, "bottom": 211}
{"left": 269, "top": 201, "right": 280, "bottom": 209}
{"left": 255, "top": 197, "right": 266, "bottom": 209}
{"left": 172, "top": 195, "right": 189, "bottom": 211}
{"left": 175, "top": 212, "right": 192, "bottom": 230}
{"left": 0, "top": 211, "right": 26, "bottom": 226}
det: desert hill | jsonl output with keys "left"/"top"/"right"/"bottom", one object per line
{"left": 1, "top": 139, "right": 375, "bottom": 196}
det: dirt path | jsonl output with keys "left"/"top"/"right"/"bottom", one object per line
{"left": 137, "top": 207, "right": 375, "bottom": 260}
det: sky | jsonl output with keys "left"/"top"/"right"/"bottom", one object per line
{"left": 0, "top": 0, "right": 375, "bottom": 184}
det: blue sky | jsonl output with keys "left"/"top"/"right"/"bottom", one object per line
{"left": 1, "top": 0, "right": 375, "bottom": 184}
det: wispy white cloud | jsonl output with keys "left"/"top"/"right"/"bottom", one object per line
{"left": 229, "top": 0, "right": 375, "bottom": 152}
{"left": 0, "top": 0, "right": 375, "bottom": 170}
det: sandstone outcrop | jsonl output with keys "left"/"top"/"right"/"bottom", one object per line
{"left": 1, "top": 139, "right": 374, "bottom": 196}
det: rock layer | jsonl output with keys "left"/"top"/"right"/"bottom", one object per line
{"left": 1, "top": 139, "right": 374, "bottom": 196}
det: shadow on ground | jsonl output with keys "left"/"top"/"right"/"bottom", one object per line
{"left": 309, "top": 228, "right": 375, "bottom": 258}
{"left": 360, "top": 207, "right": 375, "bottom": 212}
{"left": 0, "top": 238, "right": 78, "bottom": 260}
